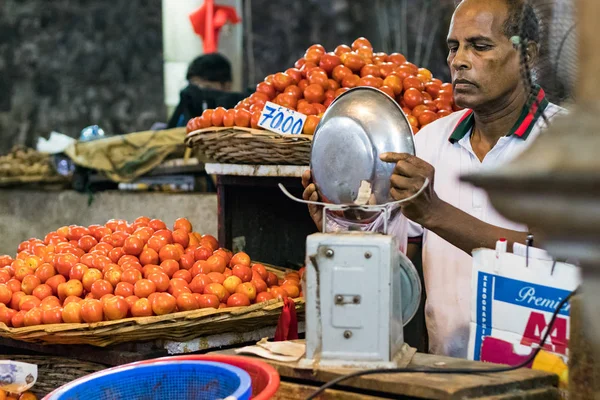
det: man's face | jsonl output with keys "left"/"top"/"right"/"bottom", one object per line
{"left": 446, "top": 0, "right": 523, "bottom": 110}
{"left": 189, "top": 77, "right": 231, "bottom": 92}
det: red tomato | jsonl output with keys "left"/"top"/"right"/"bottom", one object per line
{"left": 197, "top": 294, "right": 220, "bottom": 309}
{"left": 103, "top": 296, "right": 128, "bottom": 320}
{"left": 134, "top": 279, "right": 156, "bottom": 298}
{"left": 256, "top": 292, "right": 275, "bottom": 303}
{"left": 91, "top": 280, "right": 113, "bottom": 299}
{"left": 190, "top": 274, "right": 212, "bottom": 294}
{"left": 403, "top": 88, "right": 425, "bottom": 109}
{"left": 211, "top": 107, "right": 227, "bottom": 127}
{"left": 42, "top": 307, "right": 63, "bottom": 324}
{"left": 176, "top": 293, "right": 199, "bottom": 311}
{"left": 148, "top": 272, "right": 170, "bottom": 292}
{"left": 303, "top": 84, "right": 325, "bottom": 104}
{"left": 131, "top": 298, "right": 153, "bottom": 317}
{"left": 80, "top": 299, "right": 103, "bottom": 323}
{"left": 152, "top": 293, "right": 177, "bottom": 315}
{"left": 115, "top": 282, "right": 135, "bottom": 298}
{"left": 227, "top": 293, "right": 251, "bottom": 307}
{"left": 123, "top": 236, "right": 144, "bottom": 256}
{"left": 160, "top": 260, "right": 180, "bottom": 278}
{"left": 121, "top": 268, "right": 142, "bottom": 285}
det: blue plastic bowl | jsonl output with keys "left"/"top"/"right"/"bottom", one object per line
{"left": 44, "top": 360, "right": 252, "bottom": 400}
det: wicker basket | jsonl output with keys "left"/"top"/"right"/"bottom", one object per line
{"left": 0, "top": 175, "right": 68, "bottom": 188}
{"left": 0, "top": 265, "right": 304, "bottom": 347}
{"left": 0, "top": 355, "right": 107, "bottom": 397}
{"left": 185, "top": 127, "right": 312, "bottom": 165}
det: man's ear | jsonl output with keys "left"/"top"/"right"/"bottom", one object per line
{"left": 525, "top": 40, "right": 539, "bottom": 65}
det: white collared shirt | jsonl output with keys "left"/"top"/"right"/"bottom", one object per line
{"left": 407, "top": 91, "right": 565, "bottom": 358}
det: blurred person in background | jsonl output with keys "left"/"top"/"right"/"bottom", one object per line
{"left": 167, "top": 53, "right": 246, "bottom": 128}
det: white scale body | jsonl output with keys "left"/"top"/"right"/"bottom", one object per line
{"left": 301, "top": 231, "right": 405, "bottom": 369}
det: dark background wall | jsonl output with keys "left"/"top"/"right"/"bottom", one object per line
{"left": 0, "top": 0, "right": 165, "bottom": 154}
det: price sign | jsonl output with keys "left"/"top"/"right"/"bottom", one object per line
{"left": 258, "top": 102, "right": 306, "bottom": 135}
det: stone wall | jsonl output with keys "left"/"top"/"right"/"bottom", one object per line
{"left": 0, "top": 0, "right": 166, "bottom": 154}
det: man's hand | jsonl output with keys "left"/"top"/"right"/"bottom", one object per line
{"left": 302, "top": 170, "right": 323, "bottom": 231}
{"left": 380, "top": 152, "right": 442, "bottom": 227}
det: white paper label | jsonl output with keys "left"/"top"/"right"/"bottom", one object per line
{"left": 258, "top": 101, "right": 306, "bottom": 135}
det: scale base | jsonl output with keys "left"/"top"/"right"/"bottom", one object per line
{"left": 297, "top": 345, "right": 416, "bottom": 370}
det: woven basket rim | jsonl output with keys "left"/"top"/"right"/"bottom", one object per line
{"left": 185, "top": 126, "right": 314, "bottom": 143}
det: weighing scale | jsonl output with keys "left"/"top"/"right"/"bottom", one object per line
{"left": 279, "top": 87, "right": 426, "bottom": 369}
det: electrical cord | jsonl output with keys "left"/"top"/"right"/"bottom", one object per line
{"left": 306, "top": 287, "right": 579, "bottom": 400}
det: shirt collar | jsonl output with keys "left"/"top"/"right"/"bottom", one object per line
{"left": 448, "top": 86, "right": 549, "bottom": 144}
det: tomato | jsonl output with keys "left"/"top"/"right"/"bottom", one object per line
{"left": 134, "top": 279, "right": 156, "bottom": 298}
{"left": 298, "top": 79, "right": 309, "bottom": 92}
{"left": 235, "top": 282, "right": 257, "bottom": 302}
{"left": 67, "top": 226, "right": 90, "bottom": 241}
{"left": 256, "top": 292, "right": 274, "bottom": 303}
{"left": 80, "top": 299, "right": 103, "bottom": 323}
{"left": 190, "top": 274, "right": 211, "bottom": 294}
{"left": 381, "top": 76, "right": 402, "bottom": 96}
{"left": 193, "top": 247, "right": 211, "bottom": 262}
{"left": 404, "top": 88, "right": 425, "bottom": 109}
{"left": 269, "top": 287, "right": 288, "bottom": 301}
{"left": 378, "top": 85, "right": 395, "bottom": 99}
{"left": 418, "top": 110, "right": 439, "bottom": 127}
{"left": 103, "top": 296, "right": 128, "bottom": 320}
{"left": 438, "top": 109, "right": 453, "bottom": 118}
{"left": 341, "top": 74, "right": 360, "bottom": 89}
{"left": 227, "top": 293, "right": 251, "bottom": 307}
{"left": 232, "top": 108, "right": 251, "bottom": 128}
{"left": 10, "top": 310, "right": 25, "bottom": 327}
{"left": 76, "top": 235, "right": 97, "bottom": 253}
{"left": 152, "top": 292, "right": 177, "bottom": 315}
{"left": 403, "top": 76, "right": 425, "bottom": 92}
{"left": 223, "top": 109, "right": 235, "bottom": 127}
{"left": 307, "top": 68, "right": 328, "bottom": 90}
{"left": 0, "top": 270, "right": 10, "bottom": 284}
{"left": 281, "top": 284, "right": 300, "bottom": 298}
{"left": 377, "top": 62, "right": 394, "bottom": 77}
{"left": 0, "top": 285, "right": 11, "bottom": 305}
{"left": 14, "top": 266, "right": 34, "bottom": 282}
{"left": 194, "top": 294, "right": 218, "bottom": 309}
{"left": 61, "top": 301, "right": 82, "bottom": 323}
{"left": 137, "top": 248, "right": 158, "bottom": 266}
{"left": 124, "top": 295, "right": 139, "bottom": 311}
{"left": 176, "top": 293, "right": 199, "bottom": 311}
{"left": 229, "top": 265, "right": 251, "bottom": 284}
{"left": 148, "top": 272, "right": 170, "bottom": 292}
{"left": 411, "top": 105, "right": 429, "bottom": 119}
{"left": 122, "top": 236, "right": 143, "bottom": 257}
{"left": 90, "top": 280, "right": 113, "bottom": 299}
{"left": 159, "top": 244, "right": 181, "bottom": 263}
{"left": 211, "top": 107, "right": 227, "bottom": 127}
{"left": 266, "top": 272, "right": 279, "bottom": 287}
{"left": 62, "top": 295, "right": 80, "bottom": 306}
{"left": 113, "top": 282, "right": 133, "bottom": 298}
{"left": 333, "top": 44, "right": 351, "bottom": 56}
{"left": 170, "top": 269, "right": 191, "bottom": 284}
{"left": 256, "top": 82, "right": 276, "bottom": 100}
{"left": 222, "top": 275, "right": 243, "bottom": 295}
{"left": 284, "top": 85, "right": 303, "bottom": 100}
{"left": 24, "top": 307, "right": 43, "bottom": 326}
{"left": 359, "top": 64, "right": 380, "bottom": 78}
{"left": 284, "top": 68, "right": 302, "bottom": 85}
{"left": 200, "top": 109, "right": 214, "bottom": 128}
{"left": 92, "top": 255, "right": 112, "bottom": 272}
{"left": 19, "top": 295, "right": 40, "bottom": 312}
{"left": 0, "top": 305, "right": 16, "bottom": 326}
{"left": 303, "top": 84, "right": 325, "bottom": 104}
{"left": 434, "top": 99, "right": 454, "bottom": 112}
{"left": 156, "top": 259, "right": 177, "bottom": 279}
{"left": 204, "top": 283, "right": 227, "bottom": 302}
{"left": 131, "top": 298, "right": 153, "bottom": 317}
{"left": 20, "top": 275, "right": 40, "bottom": 296}
{"left": 42, "top": 307, "right": 63, "bottom": 324}
{"left": 341, "top": 52, "right": 365, "bottom": 72}
{"left": 270, "top": 72, "right": 292, "bottom": 92}
{"left": 46, "top": 275, "right": 66, "bottom": 296}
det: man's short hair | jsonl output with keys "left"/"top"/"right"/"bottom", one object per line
{"left": 502, "top": 0, "right": 540, "bottom": 44}
{"left": 186, "top": 53, "right": 232, "bottom": 83}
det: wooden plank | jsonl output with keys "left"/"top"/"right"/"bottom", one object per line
{"left": 473, "top": 387, "right": 560, "bottom": 400}
{"left": 211, "top": 347, "right": 557, "bottom": 400}
{"left": 274, "top": 381, "right": 384, "bottom": 400}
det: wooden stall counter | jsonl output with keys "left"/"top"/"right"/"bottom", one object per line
{"left": 210, "top": 342, "right": 559, "bottom": 400}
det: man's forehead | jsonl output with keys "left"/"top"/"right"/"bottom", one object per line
{"left": 448, "top": 0, "right": 509, "bottom": 40}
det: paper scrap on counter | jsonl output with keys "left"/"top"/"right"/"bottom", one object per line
{"left": 0, "top": 361, "right": 38, "bottom": 393}
{"left": 234, "top": 337, "right": 306, "bottom": 362}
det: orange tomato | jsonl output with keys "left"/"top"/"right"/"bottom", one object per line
{"left": 62, "top": 301, "right": 82, "bottom": 323}
{"left": 303, "top": 115, "right": 321, "bottom": 135}
{"left": 138, "top": 248, "right": 158, "bottom": 266}
{"left": 103, "top": 296, "right": 128, "bottom": 320}
{"left": 341, "top": 74, "right": 360, "bottom": 88}
{"left": 379, "top": 85, "right": 395, "bottom": 99}
{"left": 123, "top": 236, "right": 143, "bottom": 256}
{"left": 211, "top": 107, "right": 227, "bottom": 127}
{"left": 63, "top": 295, "right": 81, "bottom": 306}
{"left": 80, "top": 299, "right": 103, "bottom": 323}
{"left": 46, "top": 275, "right": 66, "bottom": 295}
{"left": 227, "top": 293, "right": 250, "bottom": 307}
{"left": 134, "top": 279, "right": 156, "bottom": 298}
{"left": 14, "top": 266, "right": 34, "bottom": 282}
{"left": 18, "top": 392, "right": 37, "bottom": 400}
{"left": 11, "top": 310, "right": 26, "bottom": 327}
{"left": 131, "top": 298, "right": 153, "bottom": 317}
{"left": 148, "top": 272, "right": 170, "bottom": 292}
{"left": 222, "top": 276, "right": 242, "bottom": 294}
{"left": 378, "top": 62, "right": 396, "bottom": 78}
{"left": 190, "top": 274, "right": 211, "bottom": 294}
{"left": 334, "top": 44, "right": 352, "bottom": 56}
{"left": 352, "top": 37, "right": 372, "bottom": 51}
{"left": 204, "top": 283, "right": 227, "bottom": 302}
{"left": 172, "top": 269, "right": 192, "bottom": 284}
{"left": 119, "top": 269, "right": 142, "bottom": 288}
{"left": 19, "top": 295, "right": 41, "bottom": 312}
{"left": 256, "top": 292, "right": 274, "bottom": 303}
{"left": 418, "top": 110, "right": 439, "bottom": 127}
{"left": 194, "top": 246, "right": 212, "bottom": 261}
{"left": 115, "top": 282, "right": 135, "bottom": 298}
{"left": 42, "top": 307, "right": 63, "bottom": 325}
{"left": 205, "top": 255, "right": 226, "bottom": 274}
{"left": 160, "top": 260, "right": 180, "bottom": 278}
{"left": 235, "top": 282, "right": 257, "bottom": 302}
{"left": 159, "top": 244, "right": 181, "bottom": 263}
{"left": 90, "top": 280, "right": 113, "bottom": 299}
{"left": 23, "top": 307, "right": 43, "bottom": 326}
{"left": 152, "top": 292, "right": 177, "bottom": 315}
{"left": 68, "top": 263, "right": 88, "bottom": 281}
{"left": 229, "top": 252, "right": 251, "bottom": 268}
{"left": 20, "top": 275, "right": 40, "bottom": 295}
{"left": 303, "top": 84, "right": 325, "bottom": 104}
{"left": 269, "top": 287, "right": 289, "bottom": 301}
{"left": 383, "top": 75, "right": 403, "bottom": 96}
{"left": 206, "top": 272, "right": 225, "bottom": 285}
{"left": 0, "top": 285, "right": 11, "bottom": 305}
{"left": 176, "top": 293, "right": 199, "bottom": 311}
{"left": 197, "top": 294, "right": 220, "bottom": 309}
{"left": 360, "top": 64, "right": 380, "bottom": 78}
{"left": 388, "top": 53, "right": 407, "bottom": 65}
{"left": 341, "top": 52, "right": 365, "bottom": 73}
{"left": 281, "top": 284, "right": 300, "bottom": 298}
{"left": 0, "top": 306, "right": 16, "bottom": 326}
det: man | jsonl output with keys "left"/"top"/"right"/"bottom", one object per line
{"left": 302, "top": 0, "right": 565, "bottom": 358}
{"left": 167, "top": 53, "right": 245, "bottom": 128}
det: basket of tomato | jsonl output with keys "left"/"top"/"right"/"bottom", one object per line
{"left": 0, "top": 217, "right": 304, "bottom": 347}
{"left": 185, "top": 37, "right": 458, "bottom": 166}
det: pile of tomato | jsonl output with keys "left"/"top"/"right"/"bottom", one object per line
{"left": 0, "top": 217, "right": 304, "bottom": 327}
{"left": 0, "top": 390, "right": 36, "bottom": 400}
{"left": 186, "top": 37, "right": 458, "bottom": 136}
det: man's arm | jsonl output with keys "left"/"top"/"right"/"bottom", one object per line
{"left": 381, "top": 152, "right": 531, "bottom": 255}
